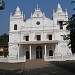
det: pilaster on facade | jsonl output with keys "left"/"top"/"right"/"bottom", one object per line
{"left": 29, "top": 45, "right": 31, "bottom": 60}
{"left": 45, "top": 44, "right": 47, "bottom": 57}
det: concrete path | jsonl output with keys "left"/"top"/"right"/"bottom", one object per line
{"left": 0, "top": 59, "right": 75, "bottom": 75}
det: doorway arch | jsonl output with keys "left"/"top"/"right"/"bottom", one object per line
{"left": 49, "top": 50, "right": 53, "bottom": 56}
{"left": 36, "top": 46, "right": 42, "bottom": 59}
{"left": 26, "top": 51, "right": 30, "bottom": 59}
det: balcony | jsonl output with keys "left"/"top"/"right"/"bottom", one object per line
{"left": 15, "top": 40, "right": 58, "bottom": 45}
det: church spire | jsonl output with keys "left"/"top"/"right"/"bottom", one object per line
{"left": 56, "top": 3, "right": 63, "bottom": 13}
{"left": 58, "top": 3, "right": 61, "bottom": 9}
{"left": 65, "top": 9, "right": 68, "bottom": 15}
{"left": 16, "top": 6, "right": 20, "bottom": 12}
{"left": 15, "top": 6, "right": 21, "bottom": 15}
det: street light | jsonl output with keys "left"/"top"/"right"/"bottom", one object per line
{"left": 0, "top": 0, "right": 5, "bottom": 10}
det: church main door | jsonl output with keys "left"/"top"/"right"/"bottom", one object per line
{"left": 26, "top": 51, "right": 30, "bottom": 59}
{"left": 36, "top": 46, "right": 42, "bottom": 59}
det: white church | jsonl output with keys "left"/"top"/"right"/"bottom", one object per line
{"left": 8, "top": 3, "right": 72, "bottom": 61}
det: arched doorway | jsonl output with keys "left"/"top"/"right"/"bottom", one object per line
{"left": 36, "top": 46, "right": 42, "bottom": 59}
{"left": 49, "top": 50, "right": 53, "bottom": 56}
{"left": 26, "top": 51, "right": 30, "bottom": 59}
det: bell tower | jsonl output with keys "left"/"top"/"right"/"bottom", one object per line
{"left": 53, "top": 3, "right": 68, "bottom": 29}
{"left": 9, "top": 6, "right": 25, "bottom": 57}
{"left": 10, "top": 6, "right": 25, "bottom": 32}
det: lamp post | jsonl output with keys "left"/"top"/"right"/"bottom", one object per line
{"left": 0, "top": 0, "right": 5, "bottom": 10}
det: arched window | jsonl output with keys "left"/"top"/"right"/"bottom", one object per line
{"left": 49, "top": 50, "right": 53, "bottom": 56}
{"left": 26, "top": 51, "right": 30, "bottom": 59}
{"left": 14, "top": 24, "right": 17, "bottom": 30}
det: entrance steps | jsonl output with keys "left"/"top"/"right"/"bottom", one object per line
{"left": 22, "top": 59, "right": 50, "bottom": 70}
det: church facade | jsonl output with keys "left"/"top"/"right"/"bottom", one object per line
{"left": 9, "top": 3, "right": 72, "bottom": 61}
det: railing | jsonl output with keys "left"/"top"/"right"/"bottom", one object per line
{"left": 0, "top": 56, "right": 26, "bottom": 63}
{"left": 44, "top": 54, "right": 75, "bottom": 61}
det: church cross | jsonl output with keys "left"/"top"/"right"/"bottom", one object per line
{"left": 37, "top": 4, "right": 39, "bottom": 10}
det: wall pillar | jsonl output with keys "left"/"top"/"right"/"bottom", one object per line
{"left": 18, "top": 44, "right": 20, "bottom": 57}
{"left": 29, "top": 45, "right": 31, "bottom": 60}
{"left": 45, "top": 44, "right": 47, "bottom": 58}
{"left": 55, "top": 43, "right": 60, "bottom": 56}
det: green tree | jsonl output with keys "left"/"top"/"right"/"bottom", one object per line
{"left": 66, "top": 14, "right": 75, "bottom": 53}
{"left": 0, "top": 33, "right": 9, "bottom": 42}
{"left": 66, "top": 0, "right": 75, "bottom": 54}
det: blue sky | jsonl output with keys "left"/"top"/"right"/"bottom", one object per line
{"left": 0, "top": 0, "right": 74, "bottom": 35}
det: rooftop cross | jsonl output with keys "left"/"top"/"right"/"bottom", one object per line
{"left": 37, "top": 4, "right": 39, "bottom": 10}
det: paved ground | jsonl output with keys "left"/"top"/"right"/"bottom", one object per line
{"left": 0, "top": 59, "right": 75, "bottom": 75}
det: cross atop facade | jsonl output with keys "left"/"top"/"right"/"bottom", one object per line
{"left": 37, "top": 4, "right": 39, "bottom": 10}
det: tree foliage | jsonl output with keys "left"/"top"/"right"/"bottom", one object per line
{"left": 64, "top": 1, "right": 75, "bottom": 54}
{"left": 66, "top": 14, "right": 75, "bottom": 53}
{"left": 66, "top": 14, "right": 75, "bottom": 31}
{"left": 0, "top": 33, "right": 9, "bottom": 42}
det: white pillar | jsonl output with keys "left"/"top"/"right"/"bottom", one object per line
{"left": 45, "top": 44, "right": 47, "bottom": 57}
{"left": 18, "top": 44, "right": 20, "bottom": 57}
{"left": 55, "top": 44, "right": 58, "bottom": 56}
{"left": 29, "top": 45, "right": 31, "bottom": 60}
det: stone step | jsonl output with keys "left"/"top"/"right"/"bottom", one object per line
{"left": 22, "top": 59, "right": 50, "bottom": 70}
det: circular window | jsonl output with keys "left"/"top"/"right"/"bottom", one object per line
{"left": 36, "top": 21, "right": 40, "bottom": 25}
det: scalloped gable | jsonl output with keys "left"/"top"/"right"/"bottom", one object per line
{"left": 31, "top": 5, "right": 46, "bottom": 18}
